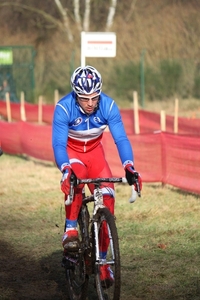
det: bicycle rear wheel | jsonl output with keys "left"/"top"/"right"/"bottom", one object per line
{"left": 94, "top": 207, "right": 121, "bottom": 300}
{"left": 63, "top": 252, "right": 88, "bottom": 300}
{"left": 63, "top": 206, "right": 89, "bottom": 300}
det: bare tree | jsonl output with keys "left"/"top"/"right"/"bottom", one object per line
{"left": 83, "top": 0, "right": 91, "bottom": 32}
{"left": 54, "top": 0, "right": 73, "bottom": 42}
{"left": 0, "top": 2, "right": 61, "bottom": 28}
{"left": 0, "top": 0, "right": 118, "bottom": 42}
{"left": 106, "top": 0, "right": 117, "bottom": 31}
{"left": 73, "top": 0, "right": 82, "bottom": 31}
{"left": 0, "top": 1, "right": 74, "bottom": 42}
{"left": 73, "top": 0, "right": 117, "bottom": 32}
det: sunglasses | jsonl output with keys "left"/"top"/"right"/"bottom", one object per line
{"left": 77, "top": 95, "right": 100, "bottom": 102}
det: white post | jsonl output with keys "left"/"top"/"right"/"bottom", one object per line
{"left": 174, "top": 98, "right": 179, "bottom": 134}
{"left": 20, "top": 91, "right": 26, "bottom": 121}
{"left": 81, "top": 31, "right": 86, "bottom": 67}
{"left": 133, "top": 91, "right": 140, "bottom": 134}
{"left": 5, "top": 92, "right": 12, "bottom": 122}
{"left": 160, "top": 110, "right": 166, "bottom": 132}
{"left": 54, "top": 89, "right": 59, "bottom": 106}
{"left": 38, "top": 95, "right": 43, "bottom": 124}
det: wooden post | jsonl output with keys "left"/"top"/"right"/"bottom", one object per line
{"left": 5, "top": 92, "right": 12, "bottom": 122}
{"left": 38, "top": 95, "right": 43, "bottom": 124}
{"left": 20, "top": 91, "right": 26, "bottom": 121}
{"left": 160, "top": 110, "right": 166, "bottom": 131}
{"left": 133, "top": 91, "right": 140, "bottom": 134}
{"left": 174, "top": 98, "right": 179, "bottom": 134}
{"left": 54, "top": 89, "right": 59, "bottom": 106}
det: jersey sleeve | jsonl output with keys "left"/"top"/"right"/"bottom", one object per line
{"left": 107, "top": 101, "right": 134, "bottom": 166}
{"left": 52, "top": 102, "right": 71, "bottom": 171}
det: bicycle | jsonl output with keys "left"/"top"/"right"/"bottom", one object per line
{"left": 62, "top": 172, "right": 141, "bottom": 300}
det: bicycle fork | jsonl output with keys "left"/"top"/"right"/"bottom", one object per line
{"left": 93, "top": 215, "right": 115, "bottom": 267}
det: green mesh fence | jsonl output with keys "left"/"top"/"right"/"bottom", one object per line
{"left": 0, "top": 46, "right": 35, "bottom": 102}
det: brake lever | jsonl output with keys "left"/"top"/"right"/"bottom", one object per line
{"left": 65, "top": 173, "right": 77, "bottom": 206}
{"left": 135, "top": 180, "right": 141, "bottom": 197}
{"left": 132, "top": 172, "right": 141, "bottom": 198}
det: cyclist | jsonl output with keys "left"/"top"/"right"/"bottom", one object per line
{"left": 52, "top": 65, "right": 142, "bottom": 286}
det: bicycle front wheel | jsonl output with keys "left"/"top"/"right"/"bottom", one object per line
{"left": 94, "top": 207, "right": 121, "bottom": 300}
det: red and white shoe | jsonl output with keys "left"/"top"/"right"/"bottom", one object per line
{"left": 62, "top": 228, "right": 79, "bottom": 251}
{"left": 100, "top": 265, "right": 114, "bottom": 288}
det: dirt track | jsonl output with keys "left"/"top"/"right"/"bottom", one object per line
{"left": 0, "top": 241, "right": 100, "bottom": 300}
{"left": 0, "top": 241, "right": 68, "bottom": 299}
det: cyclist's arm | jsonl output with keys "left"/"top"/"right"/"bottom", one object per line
{"left": 107, "top": 101, "right": 134, "bottom": 167}
{"left": 52, "top": 102, "right": 71, "bottom": 171}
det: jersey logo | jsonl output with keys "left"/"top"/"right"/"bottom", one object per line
{"left": 73, "top": 117, "right": 82, "bottom": 126}
{"left": 93, "top": 117, "right": 101, "bottom": 123}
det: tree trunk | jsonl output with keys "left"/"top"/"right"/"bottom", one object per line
{"left": 83, "top": 0, "right": 91, "bottom": 32}
{"left": 73, "top": 0, "right": 82, "bottom": 31}
{"left": 54, "top": 0, "right": 73, "bottom": 42}
{"left": 106, "top": 0, "right": 117, "bottom": 31}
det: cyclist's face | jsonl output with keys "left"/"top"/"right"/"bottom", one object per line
{"left": 77, "top": 92, "right": 99, "bottom": 115}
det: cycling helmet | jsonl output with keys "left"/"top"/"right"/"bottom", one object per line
{"left": 71, "top": 65, "right": 102, "bottom": 96}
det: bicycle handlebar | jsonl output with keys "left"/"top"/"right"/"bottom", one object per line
{"left": 66, "top": 173, "right": 141, "bottom": 206}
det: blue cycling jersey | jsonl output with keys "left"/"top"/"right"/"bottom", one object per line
{"left": 52, "top": 91, "right": 134, "bottom": 171}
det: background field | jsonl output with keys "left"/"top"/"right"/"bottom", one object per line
{"left": 0, "top": 153, "right": 200, "bottom": 300}
{"left": 1, "top": 1, "right": 200, "bottom": 104}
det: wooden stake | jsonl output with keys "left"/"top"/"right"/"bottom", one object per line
{"left": 160, "top": 110, "right": 166, "bottom": 131}
{"left": 133, "top": 91, "right": 140, "bottom": 134}
{"left": 20, "top": 91, "right": 26, "bottom": 121}
{"left": 54, "top": 89, "right": 59, "bottom": 106}
{"left": 5, "top": 92, "right": 12, "bottom": 122}
{"left": 174, "top": 98, "right": 179, "bottom": 134}
{"left": 38, "top": 95, "right": 43, "bottom": 124}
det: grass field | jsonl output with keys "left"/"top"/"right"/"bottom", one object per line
{"left": 0, "top": 154, "right": 200, "bottom": 300}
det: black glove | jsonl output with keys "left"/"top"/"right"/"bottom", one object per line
{"left": 125, "top": 165, "right": 142, "bottom": 192}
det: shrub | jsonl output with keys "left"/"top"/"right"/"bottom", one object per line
{"left": 193, "top": 76, "right": 200, "bottom": 98}
{"left": 108, "top": 59, "right": 183, "bottom": 102}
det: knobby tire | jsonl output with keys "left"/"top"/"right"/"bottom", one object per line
{"left": 64, "top": 205, "right": 89, "bottom": 300}
{"left": 94, "top": 207, "right": 121, "bottom": 300}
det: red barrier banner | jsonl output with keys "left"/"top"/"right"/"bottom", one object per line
{"left": 1, "top": 120, "right": 200, "bottom": 195}
{"left": 1, "top": 101, "right": 200, "bottom": 135}
{"left": 0, "top": 121, "right": 53, "bottom": 161}
{"left": 0, "top": 101, "right": 55, "bottom": 123}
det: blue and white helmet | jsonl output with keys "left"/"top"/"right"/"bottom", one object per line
{"left": 71, "top": 65, "right": 102, "bottom": 96}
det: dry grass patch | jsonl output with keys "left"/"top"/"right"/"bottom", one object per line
{"left": 0, "top": 154, "right": 200, "bottom": 300}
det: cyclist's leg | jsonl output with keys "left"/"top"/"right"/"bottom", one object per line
{"left": 86, "top": 143, "right": 115, "bottom": 214}
{"left": 85, "top": 144, "right": 116, "bottom": 274}
{"left": 63, "top": 149, "right": 88, "bottom": 250}
{"left": 64, "top": 161, "right": 86, "bottom": 222}
{"left": 66, "top": 144, "right": 115, "bottom": 255}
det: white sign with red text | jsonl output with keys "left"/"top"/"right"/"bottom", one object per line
{"left": 81, "top": 32, "right": 116, "bottom": 66}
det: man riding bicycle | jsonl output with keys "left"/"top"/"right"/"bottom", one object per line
{"left": 52, "top": 65, "right": 142, "bottom": 286}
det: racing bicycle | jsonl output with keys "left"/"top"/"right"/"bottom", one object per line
{"left": 62, "top": 173, "right": 141, "bottom": 300}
